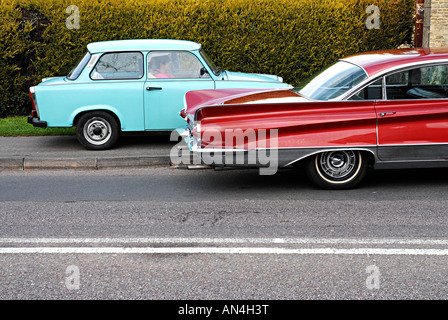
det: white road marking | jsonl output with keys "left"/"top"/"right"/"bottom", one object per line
{"left": 0, "top": 237, "right": 447, "bottom": 245}
{"left": 0, "top": 237, "right": 447, "bottom": 255}
{"left": 0, "top": 247, "right": 447, "bottom": 255}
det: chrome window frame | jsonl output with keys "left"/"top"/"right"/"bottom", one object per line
{"left": 341, "top": 59, "right": 448, "bottom": 101}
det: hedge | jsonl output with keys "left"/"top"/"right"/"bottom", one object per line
{"left": 0, "top": 0, "right": 415, "bottom": 117}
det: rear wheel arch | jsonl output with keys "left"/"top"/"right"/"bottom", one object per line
{"left": 73, "top": 109, "right": 121, "bottom": 128}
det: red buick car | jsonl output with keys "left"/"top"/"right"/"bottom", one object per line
{"left": 179, "top": 48, "right": 448, "bottom": 189}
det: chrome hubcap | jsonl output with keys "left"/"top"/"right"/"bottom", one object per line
{"left": 84, "top": 118, "right": 112, "bottom": 146}
{"left": 319, "top": 151, "right": 357, "bottom": 179}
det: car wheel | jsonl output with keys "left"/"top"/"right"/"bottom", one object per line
{"left": 305, "top": 150, "right": 368, "bottom": 189}
{"left": 76, "top": 112, "right": 119, "bottom": 150}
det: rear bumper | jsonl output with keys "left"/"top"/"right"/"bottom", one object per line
{"left": 177, "top": 127, "right": 261, "bottom": 166}
{"left": 27, "top": 116, "right": 47, "bottom": 128}
{"left": 176, "top": 128, "right": 196, "bottom": 151}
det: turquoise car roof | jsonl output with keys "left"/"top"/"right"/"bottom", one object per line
{"left": 87, "top": 39, "right": 201, "bottom": 53}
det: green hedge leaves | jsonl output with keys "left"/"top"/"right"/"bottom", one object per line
{"left": 0, "top": 0, "right": 415, "bottom": 117}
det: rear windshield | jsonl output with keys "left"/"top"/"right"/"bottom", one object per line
{"left": 295, "top": 61, "right": 368, "bottom": 100}
{"left": 67, "top": 52, "right": 91, "bottom": 80}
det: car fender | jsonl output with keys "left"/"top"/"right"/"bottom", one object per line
{"left": 70, "top": 105, "right": 124, "bottom": 129}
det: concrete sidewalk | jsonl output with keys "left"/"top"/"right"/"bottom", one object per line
{"left": 0, "top": 133, "right": 183, "bottom": 171}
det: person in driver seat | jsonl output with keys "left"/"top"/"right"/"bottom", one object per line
{"left": 153, "top": 55, "right": 175, "bottom": 78}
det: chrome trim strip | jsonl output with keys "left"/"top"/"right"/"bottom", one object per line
{"left": 191, "top": 144, "right": 378, "bottom": 152}
{"left": 378, "top": 142, "right": 448, "bottom": 147}
{"left": 341, "top": 59, "right": 369, "bottom": 78}
{"left": 282, "top": 147, "right": 377, "bottom": 167}
{"left": 382, "top": 75, "right": 387, "bottom": 100}
{"left": 191, "top": 142, "right": 448, "bottom": 152}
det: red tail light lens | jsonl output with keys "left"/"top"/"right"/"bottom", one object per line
{"left": 29, "top": 87, "right": 39, "bottom": 117}
{"left": 29, "top": 90, "right": 36, "bottom": 110}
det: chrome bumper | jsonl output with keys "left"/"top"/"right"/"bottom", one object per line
{"left": 175, "top": 128, "right": 198, "bottom": 152}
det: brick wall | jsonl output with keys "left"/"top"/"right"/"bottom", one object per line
{"left": 427, "top": 0, "right": 448, "bottom": 47}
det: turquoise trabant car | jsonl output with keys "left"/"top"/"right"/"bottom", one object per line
{"left": 28, "top": 39, "right": 291, "bottom": 149}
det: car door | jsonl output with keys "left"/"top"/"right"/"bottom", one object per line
{"left": 144, "top": 51, "right": 215, "bottom": 130}
{"left": 87, "top": 51, "right": 146, "bottom": 132}
{"left": 375, "top": 64, "right": 448, "bottom": 161}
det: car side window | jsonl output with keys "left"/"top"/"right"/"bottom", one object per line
{"left": 386, "top": 64, "right": 448, "bottom": 100}
{"left": 147, "top": 51, "right": 210, "bottom": 79}
{"left": 90, "top": 52, "right": 144, "bottom": 80}
{"left": 349, "top": 78, "right": 383, "bottom": 100}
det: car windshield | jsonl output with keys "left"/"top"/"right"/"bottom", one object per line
{"left": 199, "top": 48, "right": 221, "bottom": 76}
{"left": 67, "top": 51, "right": 91, "bottom": 80}
{"left": 294, "top": 61, "right": 368, "bottom": 101}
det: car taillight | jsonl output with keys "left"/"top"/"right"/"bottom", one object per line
{"left": 180, "top": 108, "right": 187, "bottom": 119}
{"left": 29, "top": 87, "right": 39, "bottom": 117}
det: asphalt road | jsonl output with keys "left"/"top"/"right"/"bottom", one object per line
{"left": 0, "top": 166, "right": 447, "bottom": 302}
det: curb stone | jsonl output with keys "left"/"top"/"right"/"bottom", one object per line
{"left": 0, "top": 155, "right": 172, "bottom": 171}
{"left": 0, "top": 158, "right": 24, "bottom": 171}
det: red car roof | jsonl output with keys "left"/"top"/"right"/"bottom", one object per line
{"left": 341, "top": 47, "right": 448, "bottom": 77}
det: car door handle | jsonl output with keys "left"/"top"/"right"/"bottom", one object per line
{"left": 146, "top": 87, "right": 162, "bottom": 91}
{"left": 379, "top": 111, "right": 396, "bottom": 117}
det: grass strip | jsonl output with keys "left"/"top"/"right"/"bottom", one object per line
{"left": 0, "top": 116, "right": 75, "bottom": 137}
